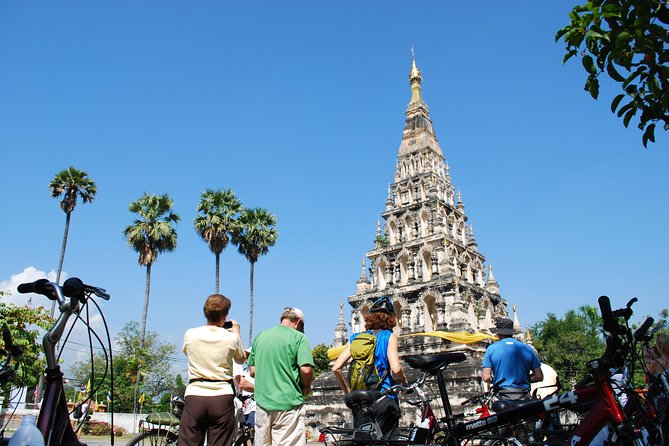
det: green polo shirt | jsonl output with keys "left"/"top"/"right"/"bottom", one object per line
{"left": 248, "top": 325, "right": 314, "bottom": 411}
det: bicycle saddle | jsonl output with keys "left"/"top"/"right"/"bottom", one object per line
{"left": 345, "top": 390, "right": 376, "bottom": 410}
{"left": 491, "top": 399, "right": 536, "bottom": 412}
{"left": 404, "top": 352, "right": 466, "bottom": 372}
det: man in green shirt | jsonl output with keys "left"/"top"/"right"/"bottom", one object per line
{"left": 249, "top": 307, "right": 314, "bottom": 446}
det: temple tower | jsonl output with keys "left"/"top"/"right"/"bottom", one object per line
{"left": 305, "top": 53, "right": 512, "bottom": 436}
{"left": 349, "top": 53, "right": 508, "bottom": 349}
{"left": 333, "top": 301, "right": 349, "bottom": 347}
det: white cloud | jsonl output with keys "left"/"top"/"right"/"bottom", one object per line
{"left": 0, "top": 266, "right": 67, "bottom": 308}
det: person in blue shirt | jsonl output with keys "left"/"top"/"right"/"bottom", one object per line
{"left": 331, "top": 296, "right": 408, "bottom": 439}
{"left": 482, "top": 318, "right": 543, "bottom": 400}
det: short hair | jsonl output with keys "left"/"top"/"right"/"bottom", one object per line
{"left": 203, "top": 294, "right": 231, "bottom": 324}
{"left": 657, "top": 333, "right": 669, "bottom": 354}
{"left": 363, "top": 311, "right": 397, "bottom": 331}
{"left": 280, "top": 307, "right": 304, "bottom": 323}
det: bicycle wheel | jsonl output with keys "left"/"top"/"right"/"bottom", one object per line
{"left": 233, "top": 426, "right": 253, "bottom": 446}
{"left": 126, "top": 429, "right": 179, "bottom": 446}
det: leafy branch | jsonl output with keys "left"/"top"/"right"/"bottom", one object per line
{"left": 556, "top": 0, "right": 669, "bottom": 147}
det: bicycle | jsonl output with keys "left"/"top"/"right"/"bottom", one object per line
{"left": 126, "top": 397, "right": 183, "bottom": 446}
{"left": 0, "top": 277, "right": 113, "bottom": 446}
{"left": 126, "top": 395, "right": 254, "bottom": 446}
{"left": 321, "top": 295, "right": 661, "bottom": 445}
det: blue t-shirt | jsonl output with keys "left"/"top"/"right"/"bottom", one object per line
{"left": 482, "top": 338, "right": 541, "bottom": 390}
{"left": 350, "top": 330, "right": 396, "bottom": 398}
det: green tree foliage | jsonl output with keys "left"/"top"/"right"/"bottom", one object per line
{"left": 530, "top": 305, "right": 606, "bottom": 386}
{"left": 233, "top": 208, "right": 278, "bottom": 344}
{"left": 68, "top": 322, "right": 178, "bottom": 413}
{"left": 48, "top": 166, "right": 96, "bottom": 288}
{"left": 124, "top": 193, "right": 179, "bottom": 348}
{"left": 0, "top": 298, "right": 51, "bottom": 405}
{"left": 312, "top": 343, "right": 331, "bottom": 378}
{"left": 556, "top": 0, "right": 669, "bottom": 147}
{"left": 194, "top": 189, "right": 242, "bottom": 293}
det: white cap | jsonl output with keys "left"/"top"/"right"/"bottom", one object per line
{"left": 281, "top": 307, "right": 305, "bottom": 332}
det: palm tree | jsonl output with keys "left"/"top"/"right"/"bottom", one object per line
{"left": 48, "top": 167, "right": 97, "bottom": 287}
{"left": 234, "top": 208, "right": 278, "bottom": 344}
{"left": 123, "top": 193, "right": 179, "bottom": 348}
{"left": 194, "top": 189, "right": 242, "bottom": 293}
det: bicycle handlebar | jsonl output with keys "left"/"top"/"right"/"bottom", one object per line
{"left": 634, "top": 317, "right": 654, "bottom": 342}
{"left": 17, "top": 277, "right": 110, "bottom": 369}
{"left": 18, "top": 278, "right": 110, "bottom": 301}
{"left": 17, "top": 278, "right": 52, "bottom": 297}
{"left": 62, "top": 277, "right": 110, "bottom": 300}
{"left": 382, "top": 371, "right": 428, "bottom": 396}
{"left": 599, "top": 295, "right": 616, "bottom": 333}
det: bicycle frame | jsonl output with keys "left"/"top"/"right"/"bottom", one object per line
{"left": 2, "top": 278, "right": 110, "bottom": 446}
{"left": 37, "top": 282, "right": 84, "bottom": 446}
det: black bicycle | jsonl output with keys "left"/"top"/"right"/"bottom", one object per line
{"left": 320, "top": 296, "right": 662, "bottom": 445}
{"left": 126, "top": 395, "right": 254, "bottom": 446}
{"left": 1, "top": 277, "right": 113, "bottom": 446}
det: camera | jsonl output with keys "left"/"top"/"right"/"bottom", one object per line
{"left": 223, "top": 320, "right": 233, "bottom": 329}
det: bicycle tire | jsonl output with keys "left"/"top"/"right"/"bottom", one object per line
{"left": 233, "top": 432, "right": 252, "bottom": 446}
{"left": 126, "top": 429, "right": 179, "bottom": 446}
{"left": 233, "top": 426, "right": 254, "bottom": 446}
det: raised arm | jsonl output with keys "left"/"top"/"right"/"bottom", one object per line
{"left": 331, "top": 342, "right": 352, "bottom": 393}
{"left": 387, "top": 334, "right": 408, "bottom": 385}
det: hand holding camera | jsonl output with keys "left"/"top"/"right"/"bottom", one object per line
{"left": 223, "top": 319, "right": 241, "bottom": 334}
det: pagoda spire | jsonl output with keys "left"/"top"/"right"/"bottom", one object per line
{"left": 333, "top": 300, "right": 348, "bottom": 347}
{"left": 407, "top": 47, "right": 428, "bottom": 113}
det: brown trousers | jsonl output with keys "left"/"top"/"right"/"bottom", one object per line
{"left": 178, "top": 394, "right": 236, "bottom": 446}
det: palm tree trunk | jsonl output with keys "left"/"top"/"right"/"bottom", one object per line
{"left": 215, "top": 252, "right": 220, "bottom": 294}
{"left": 140, "top": 262, "right": 152, "bottom": 350}
{"left": 51, "top": 212, "right": 72, "bottom": 317}
{"left": 41, "top": 211, "right": 71, "bottom": 404}
{"left": 248, "top": 261, "right": 255, "bottom": 345}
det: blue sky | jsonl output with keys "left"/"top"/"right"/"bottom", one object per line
{"left": 1, "top": 2, "right": 667, "bottom": 373}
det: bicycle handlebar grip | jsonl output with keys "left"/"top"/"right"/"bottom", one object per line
{"left": 598, "top": 295, "right": 615, "bottom": 333}
{"left": 634, "top": 317, "right": 654, "bottom": 342}
{"left": 17, "top": 279, "right": 50, "bottom": 295}
{"left": 62, "top": 277, "right": 84, "bottom": 298}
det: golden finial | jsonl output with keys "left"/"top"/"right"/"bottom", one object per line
{"left": 409, "top": 46, "right": 422, "bottom": 83}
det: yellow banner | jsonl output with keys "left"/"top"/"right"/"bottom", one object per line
{"left": 327, "top": 331, "right": 496, "bottom": 360}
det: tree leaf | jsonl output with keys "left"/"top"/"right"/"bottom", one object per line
{"left": 585, "top": 77, "right": 599, "bottom": 99}
{"left": 610, "top": 94, "right": 625, "bottom": 113}
{"left": 623, "top": 68, "right": 644, "bottom": 89}
{"left": 563, "top": 49, "right": 578, "bottom": 64}
{"left": 606, "top": 63, "right": 626, "bottom": 82}
{"left": 617, "top": 102, "right": 633, "bottom": 117}
{"left": 642, "top": 124, "right": 655, "bottom": 148}
{"left": 623, "top": 108, "right": 636, "bottom": 128}
{"left": 555, "top": 26, "right": 570, "bottom": 42}
{"left": 615, "top": 31, "right": 630, "bottom": 46}
{"left": 648, "top": 75, "right": 660, "bottom": 96}
{"left": 582, "top": 55, "right": 597, "bottom": 75}
{"left": 586, "top": 30, "right": 604, "bottom": 39}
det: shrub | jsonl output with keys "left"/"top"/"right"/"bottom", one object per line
{"left": 87, "top": 420, "right": 112, "bottom": 436}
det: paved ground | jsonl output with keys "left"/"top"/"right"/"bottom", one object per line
{"left": 79, "top": 434, "right": 323, "bottom": 445}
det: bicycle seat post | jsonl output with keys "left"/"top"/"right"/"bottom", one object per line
{"left": 433, "top": 369, "right": 456, "bottom": 429}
